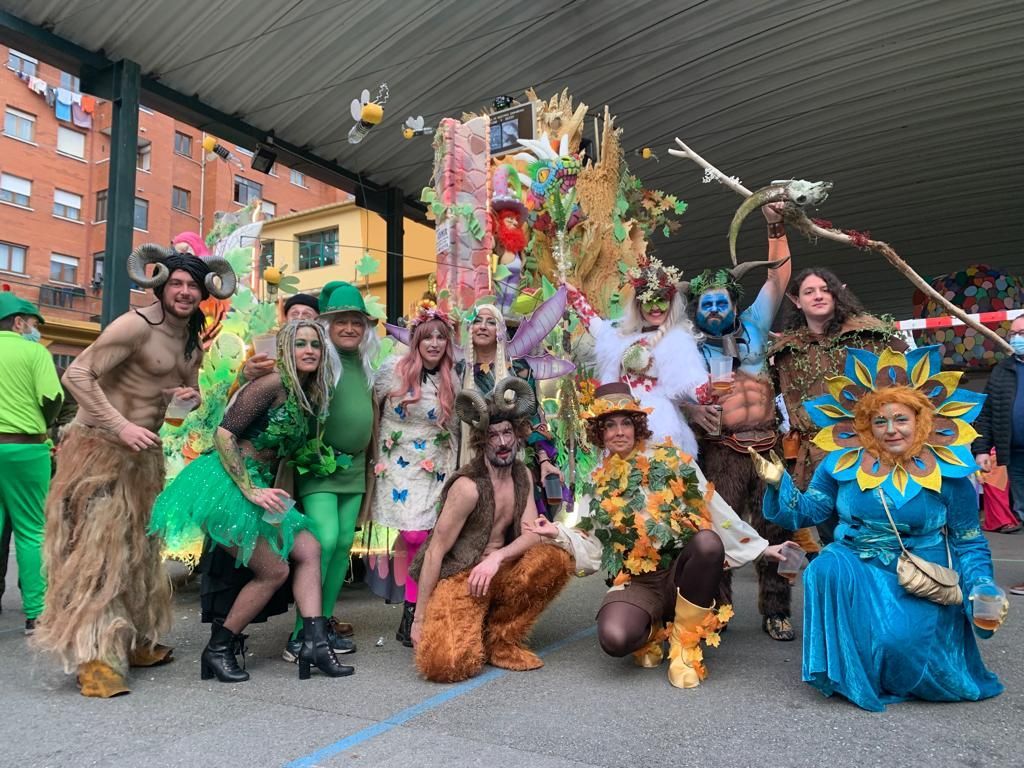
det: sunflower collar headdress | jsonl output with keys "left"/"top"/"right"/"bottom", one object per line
{"left": 805, "top": 345, "right": 985, "bottom": 508}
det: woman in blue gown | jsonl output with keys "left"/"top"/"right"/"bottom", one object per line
{"left": 753, "top": 345, "right": 1005, "bottom": 711}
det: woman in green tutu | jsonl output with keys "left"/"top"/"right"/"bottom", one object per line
{"left": 150, "top": 320, "right": 352, "bottom": 683}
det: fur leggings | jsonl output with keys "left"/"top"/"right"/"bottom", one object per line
{"left": 35, "top": 427, "right": 172, "bottom": 674}
{"left": 701, "top": 439, "right": 792, "bottom": 618}
{"left": 415, "top": 544, "right": 572, "bottom": 683}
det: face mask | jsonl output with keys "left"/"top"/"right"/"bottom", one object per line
{"left": 1010, "top": 336, "right": 1024, "bottom": 356}
{"left": 22, "top": 327, "right": 42, "bottom": 343}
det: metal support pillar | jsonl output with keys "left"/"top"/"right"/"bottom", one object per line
{"left": 384, "top": 187, "right": 405, "bottom": 323}
{"left": 101, "top": 59, "right": 141, "bottom": 327}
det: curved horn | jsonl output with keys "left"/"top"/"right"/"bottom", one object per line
{"left": 455, "top": 389, "right": 490, "bottom": 432}
{"left": 492, "top": 376, "right": 537, "bottom": 420}
{"left": 728, "top": 255, "right": 791, "bottom": 283}
{"left": 126, "top": 244, "right": 170, "bottom": 289}
{"left": 727, "top": 184, "right": 791, "bottom": 266}
{"left": 202, "top": 256, "right": 237, "bottom": 300}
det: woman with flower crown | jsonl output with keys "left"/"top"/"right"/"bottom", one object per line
{"left": 752, "top": 345, "right": 1006, "bottom": 711}
{"left": 565, "top": 256, "right": 707, "bottom": 457}
{"left": 370, "top": 302, "right": 459, "bottom": 646}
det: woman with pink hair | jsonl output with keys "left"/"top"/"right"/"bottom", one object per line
{"left": 370, "top": 303, "right": 459, "bottom": 645}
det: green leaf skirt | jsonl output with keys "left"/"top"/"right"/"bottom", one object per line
{"left": 149, "top": 451, "right": 308, "bottom": 567}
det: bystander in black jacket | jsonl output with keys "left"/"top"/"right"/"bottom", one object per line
{"left": 973, "top": 355, "right": 1022, "bottom": 465}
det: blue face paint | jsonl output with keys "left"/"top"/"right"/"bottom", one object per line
{"left": 696, "top": 288, "right": 736, "bottom": 335}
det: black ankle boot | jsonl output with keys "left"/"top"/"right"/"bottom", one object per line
{"left": 299, "top": 616, "right": 354, "bottom": 680}
{"left": 201, "top": 621, "right": 249, "bottom": 683}
{"left": 395, "top": 601, "right": 415, "bottom": 647}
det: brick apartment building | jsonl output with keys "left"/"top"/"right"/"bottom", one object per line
{"left": 0, "top": 44, "right": 347, "bottom": 361}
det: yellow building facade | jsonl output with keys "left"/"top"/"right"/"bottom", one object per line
{"left": 260, "top": 201, "right": 437, "bottom": 320}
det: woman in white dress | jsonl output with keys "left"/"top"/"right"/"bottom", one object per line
{"left": 371, "top": 303, "right": 458, "bottom": 646}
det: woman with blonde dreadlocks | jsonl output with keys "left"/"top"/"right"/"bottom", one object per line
{"left": 150, "top": 321, "right": 353, "bottom": 683}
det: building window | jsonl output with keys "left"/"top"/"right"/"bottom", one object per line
{"left": 0, "top": 173, "right": 31, "bottom": 207}
{"left": 234, "top": 145, "right": 254, "bottom": 157}
{"left": 57, "top": 126, "right": 86, "bottom": 158}
{"left": 298, "top": 228, "right": 339, "bottom": 270}
{"left": 136, "top": 141, "right": 152, "bottom": 172}
{"left": 6, "top": 50, "right": 37, "bottom": 77}
{"left": 95, "top": 189, "right": 107, "bottom": 222}
{"left": 0, "top": 241, "right": 27, "bottom": 273}
{"left": 134, "top": 198, "right": 149, "bottom": 230}
{"left": 53, "top": 189, "right": 83, "bottom": 221}
{"left": 174, "top": 131, "right": 192, "bottom": 157}
{"left": 50, "top": 253, "right": 79, "bottom": 284}
{"left": 4, "top": 107, "right": 35, "bottom": 142}
{"left": 52, "top": 353, "right": 76, "bottom": 372}
{"left": 268, "top": 163, "right": 278, "bottom": 177}
{"left": 39, "top": 284, "right": 85, "bottom": 309}
{"left": 233, "top": 175, "right": 262, "bottom": 205}
{"left": 290, "top": 168, "right": 306, "bottom": 187}
{"left": 261, "top": 200, "right": 276, "bottom": 219}
{"left": 172, "top": 186, "right": 191, "bottom": 213}
{"left": 59, "top": 71, "right": 81, "bottom": 93}
{"left": 92, "top": 252, "right": 104, "bottom": 285}
{"left": 261, "top": 240, "right": 275, "bottom": 268}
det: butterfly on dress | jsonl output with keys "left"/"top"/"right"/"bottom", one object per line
{"left": 435, "top": 472, "right": 446, "bottom": 483}
{"left": 394, "top": 404, "right": 407, "bottom": 419}
{"left": 395, "top": 456, "right": 410, "bottom": 468}
{"left": 392, "top": 489, "right": 408, "bottom": 503}
{"left": 426, "top": 408, "right": 437, "bottom": 422}
{"left": 413, "top": 439, "right": 427, "bottom": 451}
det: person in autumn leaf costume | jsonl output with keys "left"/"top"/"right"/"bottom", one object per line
{"left": 530, "top": 383, "right": 797, "bottom": 688}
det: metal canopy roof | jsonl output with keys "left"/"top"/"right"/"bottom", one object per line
{"left": 3, "top": 0, "right": 1022, "bottom": 315}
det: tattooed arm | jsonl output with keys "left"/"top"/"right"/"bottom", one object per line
{"left": 216, "top": 373, "right": 292, "bottom": 513}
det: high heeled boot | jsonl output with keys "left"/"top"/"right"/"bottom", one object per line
{"left": 298, "top": 616, "right": 355, "bottom": 680}
{"left": 200, "top": 620, "right": 249, "bottom": 683}
{"left": 667, "top": 591, "right": 714, "bottom": 689}
{"left": 395, "top": 601, "right": 415, "bottom": 647}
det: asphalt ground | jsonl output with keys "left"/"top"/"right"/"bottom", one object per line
{"left": 0, "top": 533, "right": 1020, "bottom": 768}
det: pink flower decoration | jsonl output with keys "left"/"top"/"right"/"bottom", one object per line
{"left": 374, "top": 461, "right": 387, "bottom": 476}
{"left": 420, "top": 459, "right": 435, "bottom": 473}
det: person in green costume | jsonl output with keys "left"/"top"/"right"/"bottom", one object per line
{"left": 0, "top": 293, "right": 63, "bottom": 636}
{"left": 246, "top": 281, "right": 379, "bottom": 662}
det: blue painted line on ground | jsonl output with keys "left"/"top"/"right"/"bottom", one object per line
{"left": 284, "top": 624, "right": 597, "bottom": 768}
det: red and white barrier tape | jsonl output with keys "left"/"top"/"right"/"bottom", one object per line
{"left": 895, "top": 308, "right": 1023, "bottom": 331}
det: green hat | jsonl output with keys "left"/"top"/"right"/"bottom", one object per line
{"left": 318, "top": 281, "right": 376, "bottom": 323}
{"left": 0, "top": 292, "right": 45, "bottom": 324}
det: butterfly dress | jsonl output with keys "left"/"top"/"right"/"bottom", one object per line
{"left": 370, "top": 355, "right": 457, "bottom": 532}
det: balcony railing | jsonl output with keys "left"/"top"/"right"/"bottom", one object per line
{"left": 1, "top": 275, "right": 102, "bottom": 322}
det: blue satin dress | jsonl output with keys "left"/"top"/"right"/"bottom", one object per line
{"left": 763, "top": 467, "right": 1003, "bottom": 711}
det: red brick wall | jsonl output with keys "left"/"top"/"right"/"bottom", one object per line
{"left": 0, "top": 44, "right": 347, "bottom": 337}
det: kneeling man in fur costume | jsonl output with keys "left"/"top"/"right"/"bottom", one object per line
{"left": 409, "top": 377, "right": 573, "bottom": 683}
{"left": 35, "top": 243, "right": 235, "bottom": 697}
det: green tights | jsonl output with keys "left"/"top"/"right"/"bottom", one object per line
{"left": 291, "top": 492, "right": 362, "bottom": 640}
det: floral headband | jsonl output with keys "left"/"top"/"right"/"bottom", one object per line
{"left": 409, "top": 299, "right": 454, "bottom": 331}
{"left": 626, "top": 255, "right": 682, "bottom": 304}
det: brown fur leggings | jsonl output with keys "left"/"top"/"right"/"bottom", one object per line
{"left": 415, "top": 544, "right": 572, "bottom": 683}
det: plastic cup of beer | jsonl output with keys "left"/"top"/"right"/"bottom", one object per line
{"left": 262, "top": 496, "right": 296, "bottom": 525}
{"left": 543, "top": 473, "right": 563, "bottom": 505}
{"left": 164, "top": 393, "right": 198, "bottom": 427}
{"left": 709, "top": 356, "right": 733, "bottom": 395}
{"left": 252, "top": 333, "right": 278, "bottom": 360}
{"left": 776, "top": 543, "right": 807, "bottom": 577}
{"left": 970, "top": 583, "right": 1006, "bottom": 631}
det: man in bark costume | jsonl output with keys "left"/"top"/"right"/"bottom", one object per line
{"left": 682, "top": 203, "right": 798, "bottom": 641}
{"left": 409, "top": 376, "right": 573, "bottom": 683}
{"left": 769, "top": 267, "right": 907, "bottom": 546}
{"left": 35, "top": 244, "right": 235, "bottom": 697}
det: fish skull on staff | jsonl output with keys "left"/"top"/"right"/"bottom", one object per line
{"left": 728, "top": 179, "right": 833, "bottom": 265}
